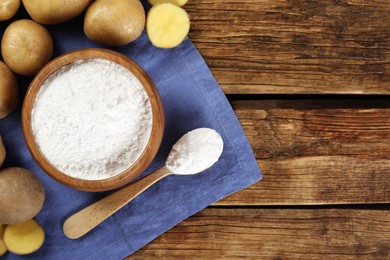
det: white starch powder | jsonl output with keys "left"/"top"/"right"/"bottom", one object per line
{"left": 166, "top": 128, "right": 224, "bottom": 175}
{"left": 32, "top": 59, "right": 152, "bottom": 180}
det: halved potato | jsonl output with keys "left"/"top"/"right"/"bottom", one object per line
{"left": 146, "top": 3, "right": 190, "bottom": 48}
{"left": 0, "top": 224, "right": 7, "bottom": 256}
{"left": 148, "top": 0, "right": 188, "bottom": 7}
{"left": 3, "top": 220, "right": 45, "bottom": 255}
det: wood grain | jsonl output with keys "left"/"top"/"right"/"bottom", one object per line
{"left": 126, "top": 1, "right": 390, "bottom": 258}
{"left": 187, "top": 0, "right": 390, "bottom": 94}
{"left": 129, "top": 207, "right": 390, "bottom": 259}
{"left": 215, "top": 99, "right": 390, "bottom": 205}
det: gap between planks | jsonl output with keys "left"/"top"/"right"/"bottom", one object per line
{"left": 129, "top": 207, "right": 390, "bottom": 259}
{"left": 213, "top": 98, "right": 390, "bottom": 206}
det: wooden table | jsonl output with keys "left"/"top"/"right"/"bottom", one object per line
{"left": 129, "top": 0, "right": 390, "bottom": 258}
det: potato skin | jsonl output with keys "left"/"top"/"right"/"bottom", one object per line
{"left": 84, "top": 0, "right": 145, "bottom": 46}
{"left": 0, "top": 168, "right": 45, "bottom": 225}
{"left": 0, "top": 0, "right": 20, "bottom": 21}
{"left": 1, "top": 19, "right": 53, "bottom": 76}
{"left": 0, "top": 61, "right": 18, "bottom": 119}
{"left": 0, "top": 136, "right": 6, "bottom": 167}
{"left": 22, "top": 0, "right": 91, "bottom": 25}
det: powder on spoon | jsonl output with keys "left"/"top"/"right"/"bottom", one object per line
{"left": 166, "top": 128, "right": 224, "bottom": 175}
{"left": 31, "top": 58, "right": 153, "bottom": 180}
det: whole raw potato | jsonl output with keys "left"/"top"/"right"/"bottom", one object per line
{"left": 22, "top": 0, "right": 91, "bottom": 25}
{"left": 0, "top": 0, "right": 20, "bottom": 21}
{"left": 0, "top": 61, "right": 18, "bottom": 118}
{"left": 84, "top": 0, "right": 145, "bottom": 46}
{"left": 0, "top": 136, "right": 5, "bottom": 167}
{"left": 0, "top": 168, "right": 45, "bottom": 225}
{"left": 1, "top": 19, "right": 53, "bottom": 76}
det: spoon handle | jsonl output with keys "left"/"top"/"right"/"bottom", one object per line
{"left": 63, "top": 166, "right": 172, "bottom": 239}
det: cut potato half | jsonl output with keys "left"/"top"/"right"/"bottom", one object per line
{"left": 0, "top": 224, "right": 7, "bottom": 256}
{"left": 3, "top": 219, "right": 45, "bottom": 255}
{"left": 147, "top": 3, "right": 190, "bottom": 48}
{"left": 148, "top": 0, "right": 188, "bottom": 7}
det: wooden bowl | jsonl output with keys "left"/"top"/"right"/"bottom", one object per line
{"left": 22, "top": 48, "right": 165, "bottom": 192}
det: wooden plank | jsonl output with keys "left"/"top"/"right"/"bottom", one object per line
{"left": 187, "top": 0, "right": 390, "bottom": 94}
{"left": 216, "top": 99, "right": 390, "bottom": 205}
{"left": 129, "top": 208, "right": 390, "bottom": 259}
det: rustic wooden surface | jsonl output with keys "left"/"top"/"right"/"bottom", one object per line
{"left": 187, "top": 0, "right": 390, "bottom": 94}
{"left": 128, "top": 0, "right": 390, "bottom": 258}
{"left": 132, "top": 208, "right": 390, "bottom": 259}
{"left": 217, "top": 99, "right": 390, "bottom": 205}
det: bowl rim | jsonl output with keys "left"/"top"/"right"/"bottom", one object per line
{"left": 22, "top": 48, "right": 165, "bottom": 192}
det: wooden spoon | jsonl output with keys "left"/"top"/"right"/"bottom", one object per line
{"left": 63, "top": 128, "right": 223, "bottom": 239}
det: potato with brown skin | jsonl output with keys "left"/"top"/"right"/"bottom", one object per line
{"left": 22, "top": 0, "right": 91, "bottom": 25}
{"left": 0, "top": 168, "right": 45, "bottom": 225}
{"left": 0, "top": 136, "right": 6, "bottom": 167}
{"left": 1, "top": 19, "right": 53, "bottom": 76}
{"left": 0, "top": 61, "right": 18, "bottom": 119}
{"left": 0, "top": 0, "right": 20, "bottom": 21}
{"left": 84, "top": 0, "right": 145, "bottom": 46}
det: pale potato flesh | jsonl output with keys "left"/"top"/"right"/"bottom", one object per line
{"left": 22, "top": 0, "right": 91, "bottom": 25}
{"left": 148, "top": 0, "right": 188, "bottom": 7}
{"left": 3, "top": 220, "right": 45, "bottom": 255}
{"left": 147, "top": 3, "right": 190, "bottom": 48}
{"left": 0, "top": 224, "right": 7, "bottom": 256}
{"left": 0, "top": 61, "right": 18, "bottom": 119}
{"left": 0, "top": 0, "right": 20, "bottom": 21}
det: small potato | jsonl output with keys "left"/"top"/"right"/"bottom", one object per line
{"left": 0, "top": 224, "right": 7, "bottom": 256}
{"left": 84, "top": 0, "right": 145, "bottom": 46}
{"left": 147, "top": 3, "right": 190, "bottom": 48}
{"left": 148, "top": 0, "right": 188, "bottom": 6}
{"left": 0, "top": 168, "right": 45, "bottom": 225}
{"left": 22, "top": 0, "right": 91, "bottom": 25}
{"left": 0, "top": 61, "right": 18, "bottom": 119}
{"left": 0, "top": 0, "right": 20, "bottom": 21}
{"left": 0, "top": 136, "right": 6, "bottom": 167}
{"left": 3, "top": 219, "right": 45, "bottom": 255}
{"left": 1, "top": 19, "right": 53, "bottom": 76}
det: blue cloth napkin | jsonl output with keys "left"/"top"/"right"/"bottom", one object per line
{"left": 0, "top": 2, "right": 262, "bottom": 259}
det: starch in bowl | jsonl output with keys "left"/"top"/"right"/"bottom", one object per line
{"left": 22, "top": 48, "right": 164, "bottom": 192}
{"left": 32, "top": 58, "right": 152, "bottom": 181}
